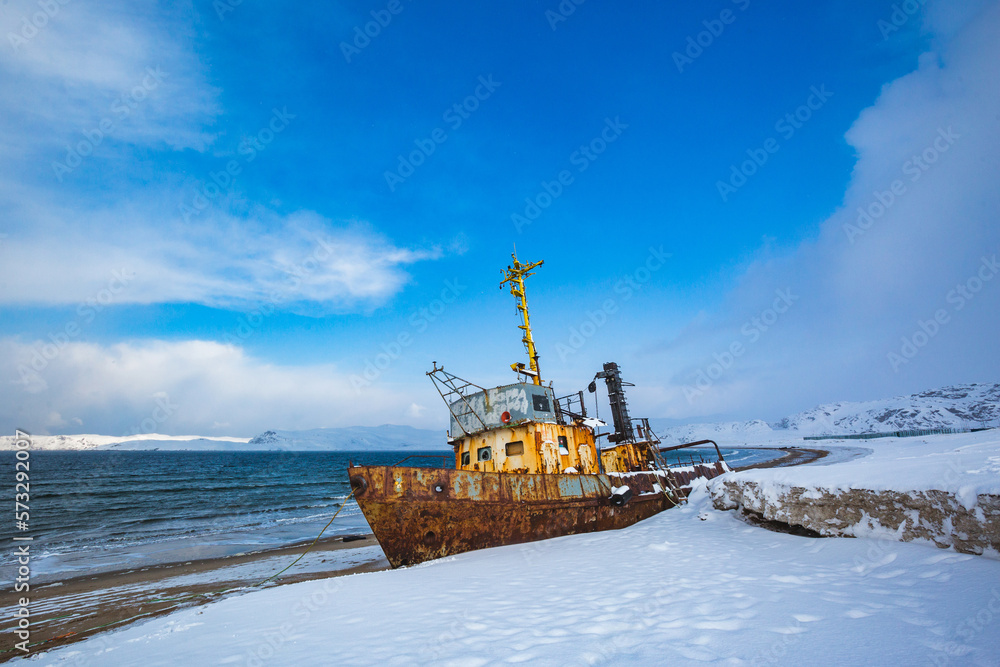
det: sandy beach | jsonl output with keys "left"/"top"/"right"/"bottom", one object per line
{"left": 0, "top": 535, "right": 387, "bottom": 660}
{"left": 734, "top": 446, "right": 830, "bottom": 470}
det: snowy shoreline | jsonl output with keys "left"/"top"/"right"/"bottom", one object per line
{"left": 20, "top": 481, "right": 1000, "bottom": 666}
{"left": 17, "top": 430, "right": 1000, "bottom": 665}
{"left": 711, "top": 431, "right": 1000, "bottom": 559}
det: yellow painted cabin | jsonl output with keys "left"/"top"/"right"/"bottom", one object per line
{"left": 446, "top": 381, "right": 654, "bottom": 476}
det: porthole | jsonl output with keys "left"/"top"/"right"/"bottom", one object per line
{"left": 477, "top": 446, "right": 492, "bottom": 462}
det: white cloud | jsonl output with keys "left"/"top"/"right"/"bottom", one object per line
{"left": 642, "top": 0, "right": 1000, "bottom": 420}
{"left": 0, "top": 206, "right": 441, "bottom": 310}
{"left": 0, "top": 0, "right": 220, "bottom": 157}
{"left": 0, "top": 3, "right": 440, "bottom": 312}
{"left": 1, "top": 337, "right": 444, "bottom": 436}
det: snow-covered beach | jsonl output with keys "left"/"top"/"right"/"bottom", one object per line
{"left": 18, "top": 431, "right": 1000, "bottom": 666}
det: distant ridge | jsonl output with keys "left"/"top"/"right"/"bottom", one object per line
{"left": 773, "top": 383, "right": 999, "bottom": 434}
{"left": 0, "top": 425, "right": 447, "bottom": 451}
{"left": 5, "top": 384, "right": 996, "bottom": 450}
{"left": 653, "top": 382, "right": 999, "bottom": 443}
{"left": 243, "top": 425, "right": 448, "bottom": 451}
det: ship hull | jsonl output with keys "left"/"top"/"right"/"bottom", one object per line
{"left": 348, "top": 462, "right": 728, "bottom": 568}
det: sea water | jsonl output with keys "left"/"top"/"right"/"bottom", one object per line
{"left": 0, "top": 450, "right": 448, "bottom": 580}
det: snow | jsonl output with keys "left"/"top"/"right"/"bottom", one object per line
{"left": 0, "top": 433, "right": 250, "bottom": 451}
{"left": 26, "top": 478, "right": 1000, "bottom": 666}
{"left": 243, "top": 425, "right": 448, "bottom": 451}
{"left": 727, "top": 431, "right": 1000, "bottom": 503}
{"left": 0, "top": 425, "right": 447, "bottom": 451}
{"left": 654, "top": 382, "right": 1000, "bottom": 441}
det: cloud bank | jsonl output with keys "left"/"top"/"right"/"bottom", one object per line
{"left": 2, "top": 338, "right": 440, "bottom": 436}
{"left": 645, "top": 0, "right": 1000, "bottom": 420}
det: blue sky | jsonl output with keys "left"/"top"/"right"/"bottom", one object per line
{"left": 1, "top": 0, "right": 998, "bottom": 436}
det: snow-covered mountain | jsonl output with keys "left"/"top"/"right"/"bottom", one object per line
{"left": 0, "top": 433, "right": 251, "bottom": 451}
{"left": 774, "top": 383, "right": 999, "bottom": 435}
{"left": 653, "top": 383, "right": 999, "bottom": 443}
{"left": 0, "top": 425, "right": 447, "bottom": 451}
{"left": 5, "top": 384, "right": 995, "bottom": 450}
{"left": 243, "top": 425, "right": 448, "bottom": 451}
{"left": 651, "top": 419, "right": 775, "bottom": 445}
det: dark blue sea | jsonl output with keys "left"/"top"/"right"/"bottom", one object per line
{"left": 1, "top": 447, "right": 777, "bottom": 580}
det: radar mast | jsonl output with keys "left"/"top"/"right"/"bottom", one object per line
{"left": 500, "top": 250, "right": 544, "bottom": 386}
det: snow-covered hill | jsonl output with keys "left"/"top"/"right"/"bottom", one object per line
{"left": 0, "top": 425, "right": 447, "bottom": 451}
{"left": 775, "top": 382, "right": 999, "bottom": 435}
{"left": 653, "top": 383, "right": 999, "bottom": 443}
{"left": 6, "top": 384, "right": 995, "bottom": 450}
{"left": 652, "top": 419, "right": 775, "bottom": 445}
{"left": 0, "top": 433, "right": 250, "bottom": 451}
{"left": 243, "top": 425, "right": 448, "bottom": 451}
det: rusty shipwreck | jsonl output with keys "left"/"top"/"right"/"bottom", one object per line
{"left": 348, "top": 252, "right": 730, "bottom": 567}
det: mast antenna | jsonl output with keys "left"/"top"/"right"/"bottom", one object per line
{"left": 500, "top": 249, "right": 544, "bottom": 386}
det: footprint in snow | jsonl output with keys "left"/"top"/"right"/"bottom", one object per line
{"left": 792, "top": 614, "right": 823, "bottom": 623}
{"left": 922, "top": 553, "right": 972, "bottom": 565}
{"left": 870, "top": 568, "right": 909, "bottom": 579}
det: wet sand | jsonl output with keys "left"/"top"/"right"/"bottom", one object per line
{"left": 0, "top": 535, "right": 388, "bottom": 661}
{"left": 734, "top": 446, "right": 829, "bottom": 471}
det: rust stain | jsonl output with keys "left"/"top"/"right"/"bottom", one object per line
{"left": 349, "top": 464, "right": 727, "bottom": 568}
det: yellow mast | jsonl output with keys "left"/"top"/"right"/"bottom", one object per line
{"left": 500, "top": 250, "right": 544, "bottom": 386}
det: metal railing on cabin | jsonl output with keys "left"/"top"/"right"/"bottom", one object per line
{"left": 555, "top": 391, "right": 587, "bottom": 424}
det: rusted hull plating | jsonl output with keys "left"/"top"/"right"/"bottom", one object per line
{"left": 348, "top": 462, "right": 728, "bottom": 568}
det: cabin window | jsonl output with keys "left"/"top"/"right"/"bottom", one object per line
{"left": 532, "top": 393, "right": 551, "bottom": 413}
{"left": 505, "top": 441, "right": 524, "bottom": 456}
{"left": 477, "top": 446, "right": 492, "bottom": 462}
{"left": 461, "top": 451, "right": 470, "bottom": 465}
{"left": 558, "top": 435, "right": 569, "bottom": 455}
